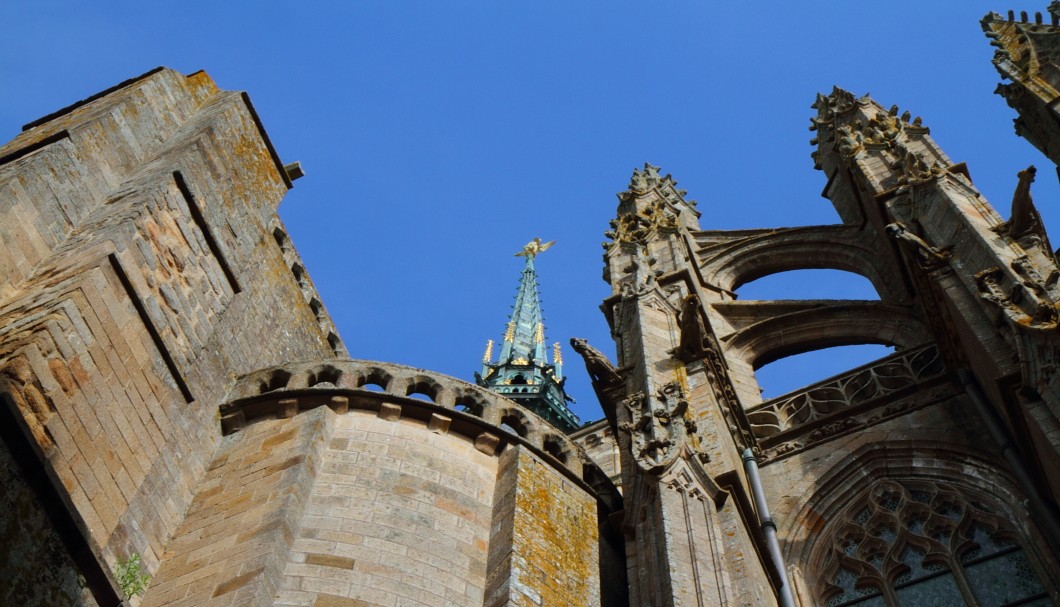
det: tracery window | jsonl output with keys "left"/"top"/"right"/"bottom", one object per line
{"left": 818, "top": 479, "right": 1051, "bottom": 606}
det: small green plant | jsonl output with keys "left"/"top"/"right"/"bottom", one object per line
{"left": 114, "top": 553, "right": 151, "bottom": 598}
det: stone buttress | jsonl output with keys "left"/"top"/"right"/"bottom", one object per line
{"left": 592, "top": 165, "right": 779, "bottom": 605}
{"left": 582, "top": 81, "right": 1060, "bottom": 603}
{"left": 0, "top": 68, "right": 341, "bottom": 604}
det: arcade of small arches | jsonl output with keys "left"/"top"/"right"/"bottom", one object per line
{"left": 219, "top": 359, "right": 613, "bottom": 493}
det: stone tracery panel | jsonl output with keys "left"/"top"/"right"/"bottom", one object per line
{"left": 816, "top": 478, "right": 1050, "bottom": 606}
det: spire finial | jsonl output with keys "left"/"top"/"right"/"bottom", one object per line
{"left": 515, "top": 237, "right": 555, "bottom": 258}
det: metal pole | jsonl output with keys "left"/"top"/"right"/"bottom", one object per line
{"left": 742, "top": 448, "right": 797, "bottom": 607}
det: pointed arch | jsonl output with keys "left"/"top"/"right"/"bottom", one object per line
{"left": 785, "top": 443, "right": 1058, "bottom": 606}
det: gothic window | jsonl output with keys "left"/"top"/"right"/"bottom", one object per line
{"left": 818, "top": 479, "right": 1050, "bottom": 607}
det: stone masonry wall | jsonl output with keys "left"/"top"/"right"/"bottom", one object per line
{"left": 570, "top": 420, "right": 620, "bottom": 489}
{"left": 485, "top": 445, "right": 600, "bottom": 607}
{"left": 0, "top": 425, "right": 98, "bottom": 606}
{"left": 0, "top": 67, "right": 340, "bottom": 602}
{"left": 277, "top": 410, "right": 498, "bottom": 607}
{"left": 143, "top": 406, "right": 334, "bottom": 607}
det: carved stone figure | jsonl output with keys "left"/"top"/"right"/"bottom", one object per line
{"left": 621, "top": 250, "right": 656, "bottom": 298}
{"left": 837, "top": 125, "right": 862, "bottom": 157}
{"left": 621, "top": 381, "right": 705, "bottom": 472}
{"left": 606, "top": 199, "right": 680, "bottom": 249}
{"left": 570, "top": 337, "right": 623, "bottom": 387}
{"left": 1012, "top": 255, "right": 1048, "bottom": 295}
{"left": 0, "top": 355, "right": 55, "bottom": 451}
{"left": 976, "top": 266, "right": 1014, "bottom": 309}
{"left": 1000, "top": 165, "right": 1051, "bottom": 262}
{"left": 885, "top": 222, "right": 951, "bottom": 264}
{"left": 1009, "top": 168, "right": 1043, "bottom": 239}
{"left": 976, "top": 264, "right": 1059, "bottom": 329}
{"left": 570, "top": 337, "right": 625, "bottom": 434}
{"left": 621, "top": 390, "right": 674, "bottom": 466}
{"left": 676, "top": 294, "right": 711, "bottom": 362}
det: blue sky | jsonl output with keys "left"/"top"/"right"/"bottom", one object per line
{"left": 3, "top": 2, "right": 1056, "bottom": 424}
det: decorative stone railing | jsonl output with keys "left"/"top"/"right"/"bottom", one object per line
{"left": 219, "top": 358, "right": 620, "bottom": 508}
{"left": 746, "top": 344, "right": 953, "bottom": 461}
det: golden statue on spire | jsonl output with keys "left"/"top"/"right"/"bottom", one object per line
{"left": 514, "top": 237, "right": 555, "bottom": 257}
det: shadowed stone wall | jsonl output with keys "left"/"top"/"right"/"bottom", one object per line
{"left": 0, "top": 427, "right": 98, "bottom": 606}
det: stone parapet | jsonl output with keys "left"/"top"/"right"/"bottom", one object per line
{"left": 142, "top": 359, "right": 615, "bottom": 606}
{"left": 221, "top": 358, "right": 623, "bottom": 495}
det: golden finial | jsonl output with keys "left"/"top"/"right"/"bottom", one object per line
{"left": 553, "top": 342, "right": 563, "bottom": 365}
{"left": 514, "top": 237, "right": 555, "bottom": 258}
{"left": 483, "top": 339, "right": 494, "bottom": 363}
{"left": 504, "top": 321, "right": 515, "bottom": 342}
{"left": 535, "top": 322, "right": 544, "bottom": 344}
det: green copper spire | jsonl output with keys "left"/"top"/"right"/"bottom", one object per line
{"left": 477, "top": 238, "right": 580, "bottom": 432}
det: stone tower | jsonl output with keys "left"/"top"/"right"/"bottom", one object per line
{"left": 0, "top": 69, "right": 619, "bottom": 607}
{"left": 4, "top": 5, "right": 1060, "bottom": 607}
{"left": 0, "top": 66, "right": 350, "bottom": 606}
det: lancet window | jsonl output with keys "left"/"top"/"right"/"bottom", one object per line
{"left": 818, "top": 479, "right": 1051, "bottom": 606}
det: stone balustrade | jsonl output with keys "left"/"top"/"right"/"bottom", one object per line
{"left": 746, "top": 344, "right": 952, "bottom": 460}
